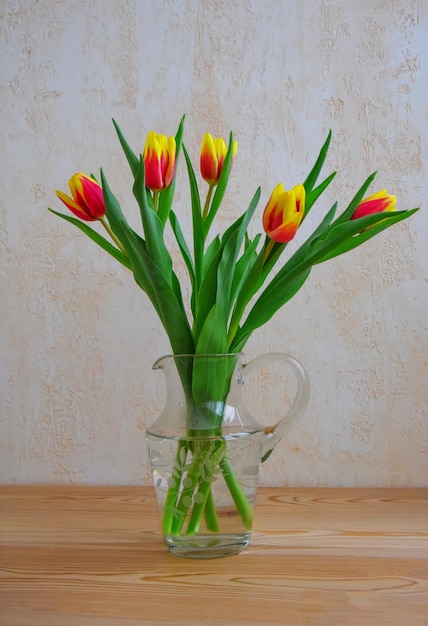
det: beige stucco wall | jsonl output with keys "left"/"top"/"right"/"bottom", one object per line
{"left": 1, "top": 0, "right": 426, "bottom": 486}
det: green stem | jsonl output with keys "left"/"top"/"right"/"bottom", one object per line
{"left": 185, "top": 477, "right": 210, "bottom": 535}
{"left": 170, "top": 442, "right": 207, "bottom": 535}
{"left": 262, "top": 238, "right": 276, "bottom": 264}
{"left": 219, "top": 455, "right": 253, "bottom": 529}
{"left": 227, "top": 306, "right": 244, "bottom": 348}
{"left": 160, "top": 368, "right": 254, "bottom": 538}
{"left": 153, "top": 191, "right": 159, "bottom": 213}
{"left": 164, "top": 437, "right": 253, "bottom": 537}
{"left": 100, "top": 216, "right": 127, "bottom": 254}
{"left": 185, "top": 441, "right": 225, "bottom": 535}
{"left": 162, "top": 440, "right": 188, "bottom": 536}
{"left": 202, "top": 185, "right": 214, "bottom": 220}
{"left": 204, "top": 487, "right": 220, "bottom": 532}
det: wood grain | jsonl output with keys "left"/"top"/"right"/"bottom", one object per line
{"left": 1, "top": 486, "right": 427, "bottom": 625}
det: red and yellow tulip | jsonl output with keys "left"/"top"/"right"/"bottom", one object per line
{"left": 143, "top": 131, "right": 176, "bottom": 192}
{"left": 351, "top": 190, "right": 396, "bottom": 220}
{"left": 200, "top": 133, "right": 237, "bottom": 186}
{"left": 263, "top": 183, "right": 305, "bottom": 243}
{"left": 56, "top": 173, "right": 105, "bottom": 221}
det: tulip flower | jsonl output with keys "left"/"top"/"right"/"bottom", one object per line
{"left": 200, "top": 133, "right": 237, "bottom": 186}
{"left": 143, "top": 131, "right": 176, "bottom": 192}
{"left": 263, "top": 183, "right": 305, "bottom": 243}
{"left": 351, "top": 190, "right": 396, "bottom": 220}
{"left": 56, "top": 173, "right": 105, "bottom": 221}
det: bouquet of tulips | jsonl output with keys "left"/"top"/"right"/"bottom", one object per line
{"left": 51, "top": 117, "right": 417, "bottom": 537}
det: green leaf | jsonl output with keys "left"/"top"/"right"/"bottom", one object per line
{"left": 303, "top": 130, "right": 332, "bottom": 193}
{"left": 216, "top": 188, "right": 261, "bottom": 319}
{"left": 195, "top": 304, "right": 229, "bottom": 356}
{"left": 192, "top": 236, "right": 223, "bottom": 326}
{"left": 192, "top": 243, "right": 222, "bottom": 343}
{"left": 301, "top": 131, "right": 336, "bottom": 219}
{"left": 48, "top": 208, "right": 131, "bottom": 270}
{"left": 313, "top": 208, "right": 419, "bottom": 263}
{"left": 101, "top": 170, "right": 194, "bottom": 355}
{"left": 132, "top": 156, "right": 174, "bottom": 283}
{"left": 131, "top": 232, "right": 193, "bottom": 355}
{"left": 284, "top": 202, "right": 338, "bottom": 270}
{"left": 191, "top": 344, "right": 233, "bottom": 412}
{"left": 333, "top": 171, "right": 378, "bottom": 227}
{"left": 305, "top": 171, "right": 336, "bottom": 213}
{"left": 233, "top": 206, "right": 418, "bottom": 351}
{"left": 231, "top": 268, "right": 312, "bottom": 353}
{"left": 112, "top": 119, "right": 139, "bottom": 177}
{"left": 183, "top": 144, "right": 204, "bottom": 287}
{"left": 227, "top": 249, "right": 265, "bottom": 346}
{"left": 203, "top": 236, "right": 222, "bottom": 275}
{"left": 230, "top": 233, "right": 261, "bottom": 308}
{"left": 192, "top": 189, "right": 261, "bottom": 347}
{"left": 169, "top": 209, "right": 195, "bottom": 288}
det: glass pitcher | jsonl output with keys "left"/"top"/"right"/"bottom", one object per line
{"left": 145, "top": 352, "right": 309, "bottom": 559}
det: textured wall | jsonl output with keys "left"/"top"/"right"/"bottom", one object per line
{"left": 1, "top": 0, "right": 426, "bottom": 486}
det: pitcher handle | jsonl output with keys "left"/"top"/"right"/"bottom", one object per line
{"left": 241, "top": 352, "right": 310, "bottom": 462}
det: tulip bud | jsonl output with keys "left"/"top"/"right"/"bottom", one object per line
{"left": 56, "top": 173, "right": 105, "bottom": 221}
{"left": 143, "top": 131, "right": 176, "bottom": 192}
{"left": 200, "top": 133, "right": 237, "bottom": 186}
{"left": 351, "top": 190, "right": 396, "bottom": 220}
{"left": 263, "top": 183, "right": 305, "bottom": 243}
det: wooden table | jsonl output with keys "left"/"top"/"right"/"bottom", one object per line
{"left": 1, "top": 486, "right": 427, "bottom": 625}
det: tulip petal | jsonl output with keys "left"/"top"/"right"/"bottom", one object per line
{"left": 56, "top": 189, "right": 97, "bottom": 221}
{"left": 163, "top": 136, "right": 176, "bottom": 187}
{"left": 79, "top": 176, "right": 106, "bottom": 218}
{"left": 145, "top": 158, "right": 164, "bottom": 192}
{"left": 200, "top": 133, "right": 234, "bottom": 186}
{"left": 351, "top": 190, "right": 396, "bottom": 220}
{"left": 200, "top": 133, "right": 219, "bottom": 185}
{"left": 143, "top": 131, "right": 176, "bottom": 192}
{"left": 262, "top": 183, "right": 285, "bottom": 232}
{"left": 56, "top": 173, "right": 106, "bottom": 221}
{"left": 262, "top": 183, "right": 305, "bottom": 243}
{"left": 268, "top": 220, "right": 301, "bottom": 243}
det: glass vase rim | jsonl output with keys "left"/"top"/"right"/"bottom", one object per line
{"left": 152, "top": 352, "right": 244, "bottom": 369}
